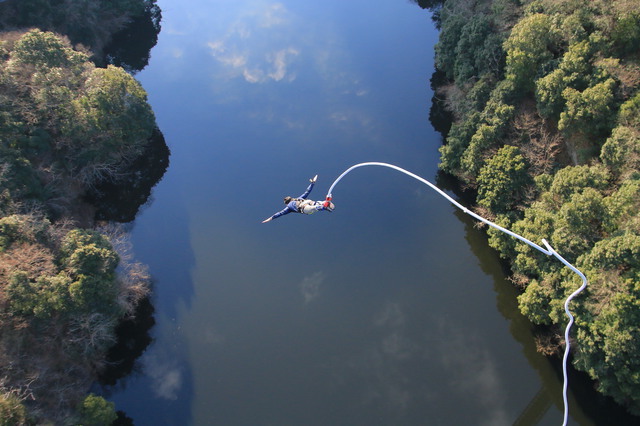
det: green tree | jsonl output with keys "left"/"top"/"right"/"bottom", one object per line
{"left": 1, "top": 30, "right": 158, "bottom": 200}
{"left": 559, "top": 78, "right": 617, "bottom": 138}
{"left": 67, "top": 65, "right": 155, "bottom": 186}
{"left": 604, "top": 178, "right": 640, "bottom": 233}
{"left": 452, "top": 15, "right": 504, "bottom": 82}
{"left": 509, "top": 203, "right": 558, "bottom": 275}
{"left": 542, "top": 164, "right": 610, "bottom": 206}
{"left": 601, "top": 126, "right": 640, "bottom": 178}
{"left": 618, "top": 91, "right": 640, "bottom": 128}
{"left": 580, "top": 232, "right": 640, "bottom": 272}
{"left": 0, "top": 394, "right": 28, "bottom": 426}
{"left": 78, "top": 394, "right": 117, "bottom": 426}
{"left": 501, "top": 165, "right": 611, "bottom": 277}
{"left": 459, "top": 99, "right": 515, "bottom": 177}
{"left": 5, "top": 271, "right": 71, "bottom": 318}
{"left": 535, "top": 38, "right": 599, "bottom": 118}
{"left": 438, "top": 111, "right": 481, "bottom": 174}
{"left": 0, "top": 213, "right": 52, "bottom": 251}
{"left": 0, "top": 215, "right": 24, "bottom": 251}
{"left": 535, "top": 68, "right": 566, "bottom": 118}
{"left": 454, "top": 15, "right": 490, "bottom": 81}
{"left": 611, "top": 12, "right": 640, "bottom": 57}
{"left": 551, "top": 187, "right": 607, "bottom": 257}
{"left": 460, "top": 123, "right": 500, "bottom": 176}
{"left": 11, "top": 29, "right": 87, "bottom": 70}
{"left": 434, "top": 11, "right": 466, "bottom": 80}
{"left": 504, "top": 13, "right": 558, "bottom": 92}
{"left": 575, "top": 289, "right": 640, "bottom": 415}
{"left": 60, "top": 229, "right": 120, "bottom": 315}
{"left": 517, "top": 279, "right": 554, "bottom": 324}
{"left": 3, "top": 225, "right": 123, "bottom": 319}
{"left": 477, "top": 145, "right": 531, "bottom": 213}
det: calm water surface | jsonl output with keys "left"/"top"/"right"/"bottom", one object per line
{"left": 103, "top": 0, "right": 610, "bottom": 424}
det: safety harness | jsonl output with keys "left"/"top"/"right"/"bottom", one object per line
{"left": 295, "top": 198, "right": 315, "bottom": 213}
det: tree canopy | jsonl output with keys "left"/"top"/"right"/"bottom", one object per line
{"left": 432, "top": 0, "right": 640, "bottom": 414}
{"left": 0, "top": 0, "right": 161, "bottom": 68}
{"left": 0, "top": 29, "right": 156, "bottom": 216}
{"left": 0, "top": 20, "right": 158, "bottom": 425}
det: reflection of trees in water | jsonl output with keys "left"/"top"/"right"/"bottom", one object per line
{"left": 85, "top": 1, "right": 166, "bottom": 409}
{"left": 410, "top": 0, "right": 444, "bottom": 13}
{"left": 429, "top": 69, "right": 454, "bottom": 137}
{"left": 433, "top": 157, "right": 639, "bottom": 425}
{"left": 101, "top": 1, "right": 162, "bottom": 74}
{"left": 98, "top": 296, "right": 155, "bottom": 425}
{"left": 85, "top": 126, "right": 167, "bottom": 396}
{"left": 86, "top": 128, "right": 170, "bottom": 223}
{"left": 0, "top": 0, "right": 162, "bottom": 74}
{"left": 98, "top": 296, "right": 155, "bottom": 387}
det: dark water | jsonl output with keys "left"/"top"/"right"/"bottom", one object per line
{"left": 100, "top": 1, "right": 635, "bottom": 425}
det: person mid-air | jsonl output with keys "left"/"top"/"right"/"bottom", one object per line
{"left": 262, "top": 175, "right": 334, "bottom": 223}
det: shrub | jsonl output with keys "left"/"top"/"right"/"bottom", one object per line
{"left": 78, "top": 394, "right": 117, "bottom": 426}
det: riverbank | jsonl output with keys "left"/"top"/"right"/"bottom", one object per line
{"left": 428, "top": 0, "right": 640, "bottom": 415}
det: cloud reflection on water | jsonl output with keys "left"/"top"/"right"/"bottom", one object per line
{"left": 145, "top": 353, "right": 184, "bottom": 400}
{"left": 319, "top": 301, "right": 513, "bottom": 424}
{"left": 435, "top": 318, "right": 511, "bottom": 426}
{"left": 206, "top": 2, "right": 300, "bottom": 83}
{"left": 300, "top": 270, "right": 324, "bottom": 304}
{"left": 153, "top": 0, "right": 382, "bottom": 143}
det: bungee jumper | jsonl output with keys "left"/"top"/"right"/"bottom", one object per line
{"left": 261, "top": 175, "right": 335, "bottom": 223}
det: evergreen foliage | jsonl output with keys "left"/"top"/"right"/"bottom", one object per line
{"left": 477, "top": 145, "right": 531, "bottom": 213}
{"left": 0, "top": 29, "right": 156, "bottom": 214}
{"left": 432, "top": 0, "right": 640, "bottom": 414}
{"left": 78, "top": 394, "right": 118, "bottom": 425}
{"left": 0, "top": 394, "right": 28, "bottom": 426}
{"left": 0, "top": 5, "right": 158, "bottom": 422}
{"left": 0, "top": 0, "right": 160, "bottom": 60}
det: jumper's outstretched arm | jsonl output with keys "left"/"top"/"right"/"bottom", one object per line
{"left": 325, "top": 162, "right": 587, "bottom": 426}
{"left": 262, "top": 175, "right": 320, "bottom": 223}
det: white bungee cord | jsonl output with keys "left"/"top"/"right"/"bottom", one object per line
{"left": 324, "top": 162, "right": 587, "bottom": 426}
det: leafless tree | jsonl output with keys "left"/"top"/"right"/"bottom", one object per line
{"left": 513, "top": 109, "right": 563, "bottom": 175}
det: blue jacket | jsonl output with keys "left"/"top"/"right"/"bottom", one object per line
{"left": 269, "top": 182, "right": 326, "bottom": 220}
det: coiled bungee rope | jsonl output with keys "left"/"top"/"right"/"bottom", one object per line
{"left": 325, "top": 162, "right": 587, "bottom": 426}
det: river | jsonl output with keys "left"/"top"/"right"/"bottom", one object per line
{"left": 100, "top": 1, "right": 633, "bottom": 425}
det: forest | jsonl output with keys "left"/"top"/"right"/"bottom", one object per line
{"left": 422, "top": 0, "right": 640, "bottom": 416}
{"left": 0, "top": 0, "right": 164, "bottom": 423}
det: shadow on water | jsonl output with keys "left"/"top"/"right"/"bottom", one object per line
{"left": 96, "top": 289, "right": 195, "bottom": 426}
{"left": 85, "top": 10, "right": 177, "bottom": 420}
{"left": 0, "top": 0, "right": 161, "bottom": 74}
{"left": 86, "top": 126, "right": 198, "bottom": 424}
{"left": 101, "top": 1, "right": 162, "bottom": 74}
{"left": 86, "top": 128, "right": 170, "bottom": 223}
{"left": 98, "top": 297, "right": 156, "bottom": 388}
{"left": 89, "top": 124, "right": 197, "bottom": 425}
{"left": 429, "top": 69, "right": 454, "bottom": 137}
